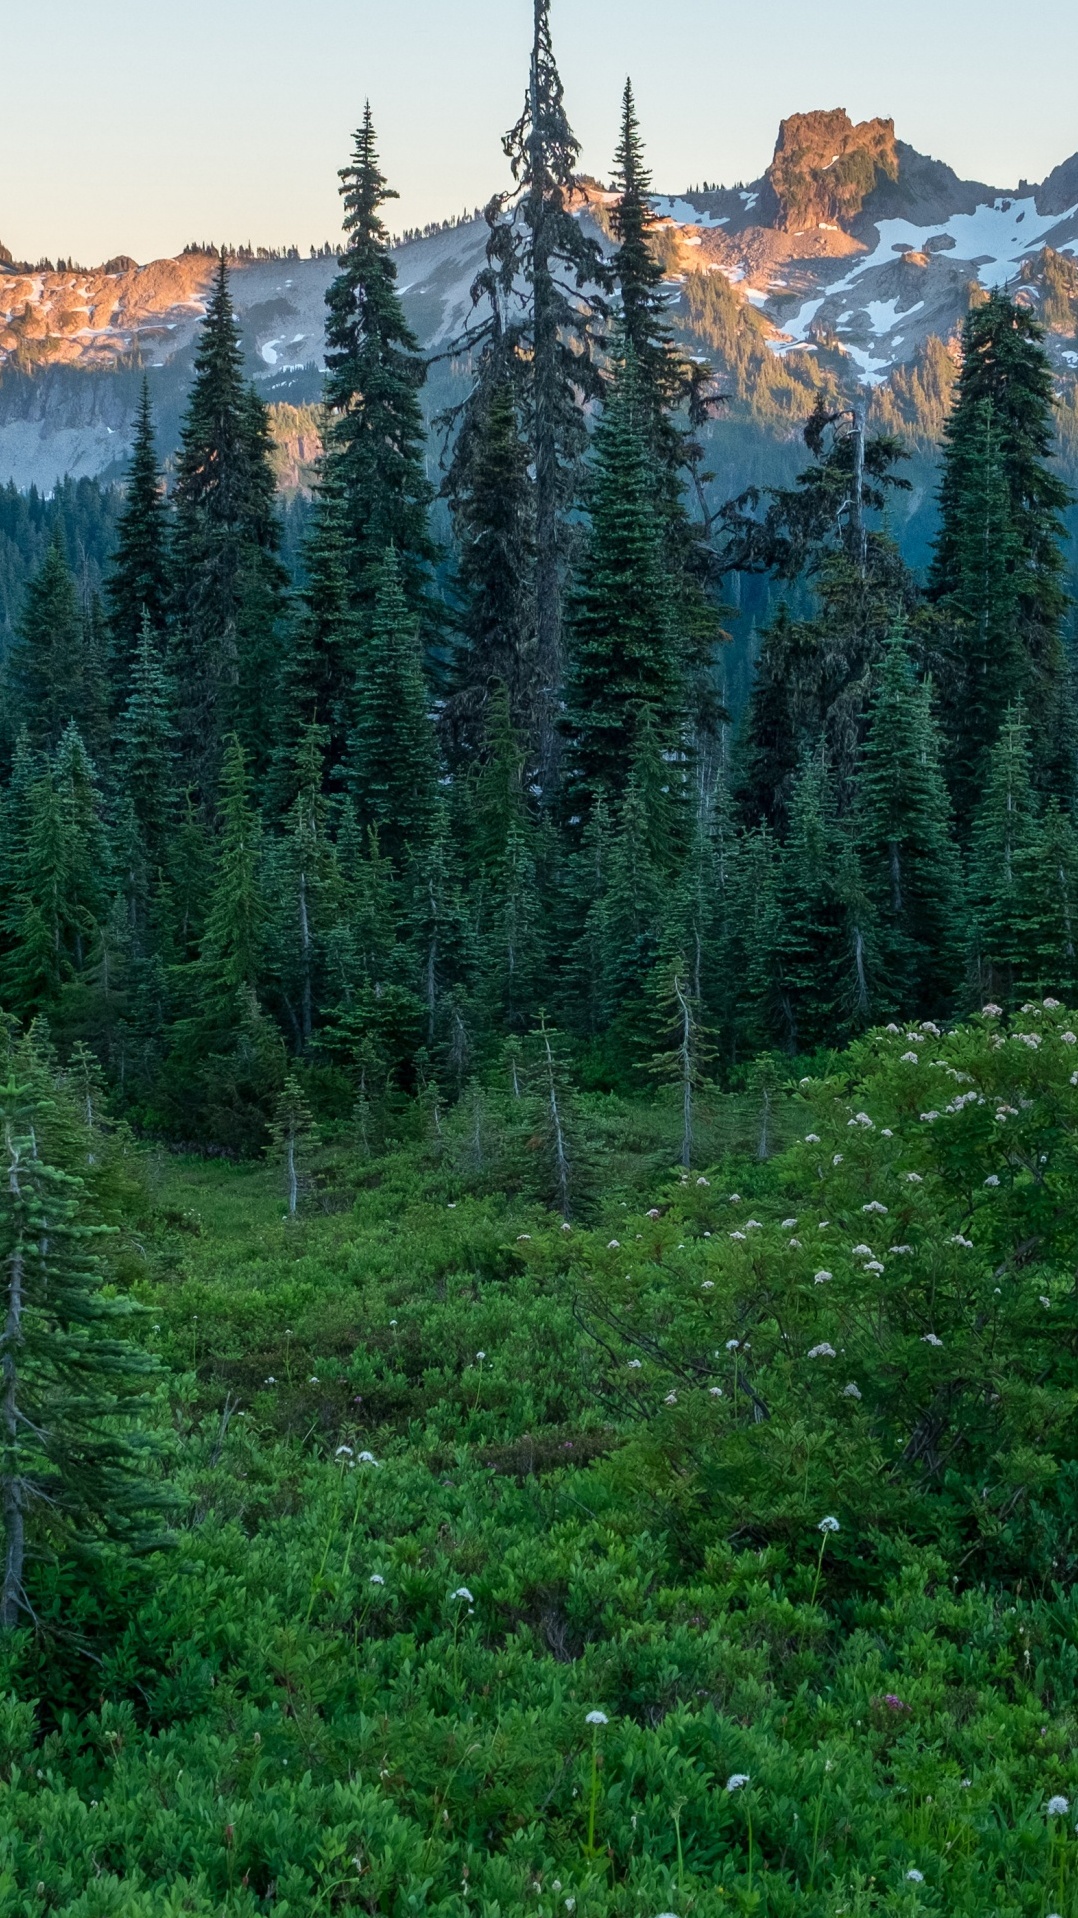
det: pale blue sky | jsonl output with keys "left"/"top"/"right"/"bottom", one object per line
{"left": 5, "top": 0, "right": 1078, "bottom": 265}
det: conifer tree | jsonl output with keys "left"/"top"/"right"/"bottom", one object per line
{"left": 968, "top": 704, "right": 1042, "bottom": 1004}
{"left": 468, "top": 692, "right": 546, "bottom": 1037}
{"left": 107, "top": 380, "right": 170, "bottom": 692}
{"left": 466, "top": 0, "right": 611, "bottom": 783}
{"left": 646, "top": 955, "right": 712, "bottom": 1169}
{"left": 199, "top": 735, "right": 266, "bottom": 999}
{"left": 6, "top": 541, "right": 87, "bottom": 754}
{"left": 267, "top": 727, "right": 339, "bottom": 1050}
{"left": 320, "top": 107, "right": 435, "bottom": 616}
{"left": 1023, "top": 799, "right": 1078, "bottom": 1000}
{"left": 0, "top": 1048, "right": 163, "bottom": 1628}
{"left": 269, "top": 1072, "right": 319, "bottom": 1218}
{"left": 116, "top": 614, "right": 177, "bottom": 868}
{"left": 564, "top": 354, "right": 683, "bottom": 807}
{"left": 347, "top": 550, "right": 439, "bottom": 865}
{"left": 0, "top": 728, "right": 110, "bottom": 1018}
{"left": 444, "top": 374, "right": 536, "bottom": 758}
{"left": 767, "top": 754, "right": 874, "bottom": 1053}
{"left": 171, "top": 259, "right": 286, "bottom": 794}
{"left": 929, "top": 292, "right": 1075, "bottom": 801}
{"left": 857, "top": 632, "right": 966, "bottom": 1015}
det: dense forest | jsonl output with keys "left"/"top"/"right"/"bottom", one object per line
{"left": 3, "top": 6, "right": 1078, "bottom": 1913}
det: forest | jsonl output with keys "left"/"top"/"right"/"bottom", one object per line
{"left": 3, "top": 4, "right": 1078, "bottom": 1913}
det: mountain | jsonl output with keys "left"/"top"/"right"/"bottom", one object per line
{"left": 2, "top": 108, "right": 1077, "bottom": 500}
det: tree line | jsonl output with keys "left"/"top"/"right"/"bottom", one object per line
{"left": 1, "top": 1, "right": 1075, "bottom": 1161}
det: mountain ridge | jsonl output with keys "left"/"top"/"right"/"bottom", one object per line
{"left": 2, "top": 108, "right": 1077, "bottom": 495}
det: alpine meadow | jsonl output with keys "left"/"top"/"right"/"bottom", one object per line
{"left": 7, "top": 5, "right": 1078, "bottom": 1914}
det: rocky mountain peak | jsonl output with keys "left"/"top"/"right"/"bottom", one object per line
{"left": 765, "top": 109, "right": 899, "bottom": 231}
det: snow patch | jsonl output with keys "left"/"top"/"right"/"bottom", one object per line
{"left": 651, "top": 196, "right": 728, "bottom": 229}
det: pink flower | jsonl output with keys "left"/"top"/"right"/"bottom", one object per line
{"left": 884, "top": 1693, "right": 910, "bottom": 1711}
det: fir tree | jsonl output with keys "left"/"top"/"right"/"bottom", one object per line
{"left": 767, "top": 753, "right": 874, "bottom": 1053}
{"left": 199, "top": 735, "right": 266, "bottom": 999}
{"left": 0, "top": 1044, "right": 163, "bottom": 1626}
{"left": 107, "top": 380, "right": 170, "bottom": 692}
{"left": 968, "top": 704, "right": 1042, "bottom": 1004}
{"left": 6, "top": 541, "right": 87, "bottom": 754}
{"left": 116, "top": 613, "right": 177, "bottom": 868}
{"left": 269, "top": 1073, "right": 319, "bottom": 1218}
{"left": 171, "top": 259, "right": 286, "bottom": 794}
{"left": 465, "top": 0, "right": 611, "bottom": 783}
{"left": 564, "top": 354, "right": 683, "bottom": 807}
{"left": 444, "top": 373, "right": 536, "bottom": 758}
{"left": 347, "top": 550, "right": 439, "bottom": 866}
{"left": 929, "top": 292, "right": 1075, "bottom": 801}
{"left": 857, "top": 632, "right": 966, "bottom": 1016}
{"left": 320, "top": 107, "right": 435, "bottom": 617}
{"left": 267, "top": 727, "right": 339, "bottom": 1050}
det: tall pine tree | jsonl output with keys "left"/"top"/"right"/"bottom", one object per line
{"left": 171, "top": 258, "right": 286, "bottom": 796}
{"left": 107, "top": 379, "right": 171, "bottom": 695}
{"left": 929, "top": 292, "right": 1074, "bottom": 805}
{"left": 347, "top": 550, "right": 439, "bottom": 867}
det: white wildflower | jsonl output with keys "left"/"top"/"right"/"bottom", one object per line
{"left": 982, "top": 1003, "right": 1002, "bottom": 1016}
{"left": 451, "top": 1587, "right": 474, "bottom": 1602}
{"left": 804, "top": 1134, "right": 821, "bottom": 1144}
{"left": 709, "top": 1386, "right": 723, "bottom": 1397}
{"left": 949, "top": 1235, "right": 973, "bottom": 1248}
{"left": 905, "top": 1173, "right": 923, "bottom": 1184}
{"left": 1044, "top": 998, "right": 1062, "bottom": 1010}
{"left": 818, "top": 1515, "right": 840, "bottom": 1533}
{"left": 808, "top": 1343, "right": 837, "bottom": 1359}
{"left": 832, "top": 1153, "right": 844, "bottom": 1165}
{"left": 1041, "top": 1296, "right": 1052, "bottom": 1309}
{"left": 627, "top": 1359, "right": 642, "bottom": 1368}
{"left": 984, "top": 1175, "right": 1000, "bottom": 1187}
{"left": 900, "top": 1051, "right": 919, "bottom": 1064}
{"left": 647, "top": 1208, "right": 661, "bottom": 1219}
{"left": 728, "top": 1193, "right": 742, "bottom": 1203}
{"left": 726, "top": 1339, "right": 740, "bottom": 1351}
{"left": 729, "top": 1230, "right": 747, "bottom": 1241}
{"left": 814, "top": 1270, "right": 832, "bottom": 1284}
{"left": 696, "top": 1177, "right": 711, "bottom": 1187}
{"left": 788, "top": 1237, "right": 802, "bottom": 1248}
{"left": 357, "top": 1451, "right": 380, "bottom": 1465}
{"left": 516, "top": 1234, "right": 532, "bottom": 1242}
{"left": 369, "top": 1574, "right": 385, "bottom": 1586}
{"left": 664, "top": 1392, "right": 678, "bottom": 1405}
{"left": 890, "top": 1245, "right": 913, "bottom": 1254}
{"left": 585, "top": 1710, "right": 609, "bottom": 1725}
{"left": 842, "top": 1382, "right": 862, "bottom": 1399}
{"left": 336, "top": 1445, "right": 354, "bottom": 1458}
{"left": 863, "top": 1201, "right": 888, "bottom": 1214}
{"left": 607, "top": 1240, "right": 620, "bottom": 1249}
{"left": 864, "top": 1260, "right": 885, "bottom": 1274}
{"left": 726, "top": 1773, "right": 750, "bottom": 1792}
{"left": 885, "top": 1022, "right": 901, "bottom": 1034}
{"left": 745, "top": 1219, "right": 763, "bottom": 1230}
{"left": 922, "top": 1333, "right": 943, "bottom": 1348}
{"left": 851, "top": 1244, "right": 873, "bottom": 1256}
{"left": 881, "top": 1127, "right": 894, "bottom": 1137}
{"left": 701, "top": 1280, "right": 715, "bottom": 1290}
{"left": 920, "top": 1112, "right": 940, "bottom": 1123}
{"left": 906, "top": 1870, "right": 924, "bottom": 1883}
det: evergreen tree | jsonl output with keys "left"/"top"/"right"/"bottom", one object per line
{"left": 107, "top": 380, "right": 170, "bottom": 692}
{"left": 320, "top": 107, "right": 435, "bottom": 617}
{"left": 0, "top": 1047, "right": 163, "bottom": 1628}
{"left": 564, "top": 354, "right": 683, "bottom": 807}
{"left": 465, "top": 0, "right": 611, "bottom": 783}
{"left": 929, "top": 292, "right": 1075, "bottom": 801}
{"left": 766, "top": 753, "right": 874, "bottom": 1053}
{"left": 0, "top": 728, "right": 110, "bottom": 1018}
{"left": 171, "top": 259, "right": 286, "bottom": 794}
{"left": 347, "top": 550, "right": 439, "bottom": 866}
{"left": 116, "top": 613, "right": 177, "bottom": 868}
{"left": 6, "top": 541, "right": 87, "bottom": 754}
{"left": 269, "top": 1072, "right": 319, "bottom": 1218}
{"left": 857, "top": 632, "right": 966, "bottom": 1016}
{"left": 444, "top": 373, "right": 536, "bottom": 758}
{"left": 968, "top": 704, "right": 1042, "bottom": 1004}
{"left": 199, "top": 735, "right": 266, "bottom": 999}
{"left": 267, "top": 727, "right": 339, "bottom": 1050}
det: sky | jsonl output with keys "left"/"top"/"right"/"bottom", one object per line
{"left": 5, "top": 0, "right": 1078, "bottom": 267}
